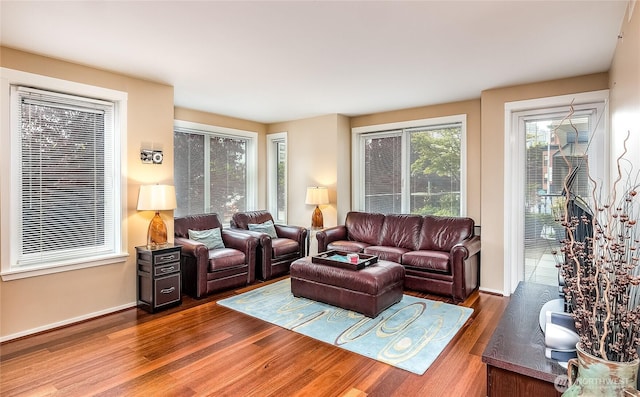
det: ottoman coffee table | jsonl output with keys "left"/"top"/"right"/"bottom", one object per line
{"left": 289, "top": 256, "right": 405, "bottom": 318}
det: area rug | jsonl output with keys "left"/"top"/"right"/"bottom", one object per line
{"left": 217, "top": 279, "right": 473, "bottom": 375}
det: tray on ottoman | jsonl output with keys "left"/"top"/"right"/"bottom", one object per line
{"left": 312, "top": 250, "right": 378, "bottom": 270}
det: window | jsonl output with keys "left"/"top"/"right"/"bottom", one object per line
{"left": 1, "top": 68, "right": 128, "bottom": 280}
{"left": 352, "top": 115, "right": 466, "bottom": 216}
{"left": 174, "top": 120, "right": 257, "bottom": 224}
{"left": 518, "top": 102, "right": 607, "bottom": 286}
{"left": 503, "top": 90, "right": 609, "bottom": 294}
{"left": 267, "top": 132, "right": 287, "bottom": 223}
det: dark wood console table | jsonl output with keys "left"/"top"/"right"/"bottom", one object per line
{"left": 482, "top": 282, "right": 565, "bottom": 396}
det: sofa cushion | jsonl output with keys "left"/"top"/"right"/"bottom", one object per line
{"left": 418, "top": 215, "right": 474, "bottom": 252}
{"left": 326, "top": 240, "right": 369, "bottom": 253}
{"left": 248, "top": 220, "right": 278, "bottom": 238}
{"left": 188, "top": 228, "right": 225, "bottom": 249}
{"left": 345, "top": 211, "right": 386, "bottom": 245}
{"left": 272, "top": 237, "right": 299, "bottom": 257}
{"left": 363, "top": 245, "right": 408, "bottom": 264}
{"left": 379, "top": 214, "right": 422, "bottom": 250}
{"left": 402, "top": 250, "right": 450, "bottom": 273}
{"left": 208, "top": 248, "right": 246, "bottom": 272}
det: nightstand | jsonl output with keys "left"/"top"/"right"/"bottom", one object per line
{"left": 136, "top": 244, "right": 182, "bottom": 313}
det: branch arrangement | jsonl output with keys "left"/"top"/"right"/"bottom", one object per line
{"left": 558, "top": 128, "right": 640, "bottom": 362}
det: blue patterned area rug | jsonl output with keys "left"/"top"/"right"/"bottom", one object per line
{"left": 217, "top": 279, "right": 473, "bottom": 375}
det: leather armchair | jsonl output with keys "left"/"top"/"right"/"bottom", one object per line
{"left": 174, "top": 213, "right": 258, "bottom": 298}
{"left": 231, "top": 210, "right": 308, "bottom": 280}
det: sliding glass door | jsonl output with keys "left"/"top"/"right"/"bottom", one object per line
{"left": 520, "top": 105, "right": 605, "bottom": 285}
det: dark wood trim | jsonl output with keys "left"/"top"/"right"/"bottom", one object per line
{"left": 482, "top": 282, "right": 566, "bottom": 396}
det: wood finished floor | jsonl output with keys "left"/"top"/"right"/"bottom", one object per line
{"left": 0, "top": 277, "right": 509, "bottom": 397}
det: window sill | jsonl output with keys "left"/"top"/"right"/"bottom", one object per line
{"left": 0, "top": 253, "right": 130, "bottom": 281}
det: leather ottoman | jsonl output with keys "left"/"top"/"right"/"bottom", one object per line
{"left": 289, "top": 257, "right": 405, "bottom": 318}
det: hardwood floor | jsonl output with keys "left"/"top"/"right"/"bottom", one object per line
{"left": 0, "top": 277, "right": 509, "bottom": 397}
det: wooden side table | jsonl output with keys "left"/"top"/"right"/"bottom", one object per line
{"left": 482, "top": 282, "right": 565, "bottom": 396}
{"left": 136, "top": 244, "right": 182, "bottom": 313}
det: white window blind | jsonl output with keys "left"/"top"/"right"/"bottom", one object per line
{"left": 209, "top": 135, "right": 248, "bottom": 220}
{"left": 174, "top": 124, "right": 256, "bottom": 224}
{"left": 363, "top": 131, "right": 403, "bottom": 214}
{"left": 16, "top": 86, "right": 117, "bottom": 267}
{"left": 355, "top": 115, "right": 465, "bottom": 216}
{"left": 267, "top": 133, "right": 287, "bottom": 223}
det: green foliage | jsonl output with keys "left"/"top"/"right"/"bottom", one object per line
{"left": 409, "top": 128, "right": 461, "bottom": 216}
{"left": 412, "top": 192, "right": 460, "bottom": 217}
{"left": 410, "top": 127, "right": 460, "bottom": 181}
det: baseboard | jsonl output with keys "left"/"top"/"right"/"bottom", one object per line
{"left": 0, "top": 301, "right": 137, "bottom": 343}
{"left": 479, "top": 286, "right": 506, "bottom": 296}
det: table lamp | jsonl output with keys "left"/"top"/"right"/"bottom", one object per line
{"left": 305, "top": 186, "right": 329, "bottom": 229}
{"left": 137, "top": 184, "right": 177, "bottom": 248}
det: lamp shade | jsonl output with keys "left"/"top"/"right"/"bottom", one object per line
{"left": 137, "top": 185, "right": 177, "bottom": 211}
{"left": 305, "top": 187, "right": 329, "bottom": 205}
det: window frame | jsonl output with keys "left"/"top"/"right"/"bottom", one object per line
{"left": 351, "top": 114, "right": 467, "bottom": 215}
{"left": 267, "top": 132, "right": 287, "bottom": 224}
{"left": 0, "top": 68, "right": 129, "bottom": 281}
{"left": 173, "top": 119, "right": 258, "bottom": 220}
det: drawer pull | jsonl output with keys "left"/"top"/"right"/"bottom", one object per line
{"left": 157, "top": 254, "right": 177, "bottom": 261}
{"left": 160, "top": 266, "right": 175, "bottom": 273}
{"left": 160, "top": 287, "right": 175, "bottom": 294}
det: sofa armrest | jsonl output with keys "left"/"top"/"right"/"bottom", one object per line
{"left": 450, "top": 235, "right": 481, "bottom": 302}
{"left": 175, "top": 236, "right": 206, "bottom": 257}
{"left": 174, "top": 236, "right": 210, "bottom": 298}
{"left": 230, "top": 228, "right": 271, "bottom": 272}
{"left": 221, "top": 229, "right": 258, "bottom": 252}
{"left": 221, "top": 229, "right": 259, "bottom": 283}
{"left": 275, "top": 224, "right": 308, "bottom": 248}
{"left": 316, "top": 225, "right": 348, "bottom": 253}
{"left": 451, "top": 235, "right": 481, "bottom": 260}
{"left": 227, "top": 228, "right": 271, "bottom": 250}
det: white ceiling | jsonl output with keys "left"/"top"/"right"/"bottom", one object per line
{"left": 0, "top": 1, "right": 629, "bottom": 124}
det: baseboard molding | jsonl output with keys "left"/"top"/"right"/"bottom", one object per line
{"left": 479, "top": 286, "right": 506, "bottom": 296}
{"left": 0, "top": 301, "right": 137, "bottom": 343}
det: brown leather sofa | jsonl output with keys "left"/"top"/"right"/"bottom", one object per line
{"left": 316, "top": 211, "right": 481, "bottom": 302}
{"left": 230, "top": 210, "right": 307, "bottom": 280}
{"left": 174, "top": 213, "right": 259, "bottom": 298}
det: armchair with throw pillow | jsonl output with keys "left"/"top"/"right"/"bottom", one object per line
{"left": 174, "top": 213, "right": 259, "bottom": 298}
{"left": 231, "top": 210, "right": 308, "bottom": 280}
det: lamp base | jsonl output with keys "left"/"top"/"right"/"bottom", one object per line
{"left": 311, "top": 205, "right": 324, "bottom": 229}
{"left": 147, "top": 211, "right": 168, "bottom": 249}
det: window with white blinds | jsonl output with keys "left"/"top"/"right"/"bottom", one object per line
{"left": 363, "top": 132, "right": 403, "bottom": 214}
{"left": 9, "top": 85, "right": 121, "bottom": 272}
{"left": 354, "top": 115, "right": 466, "bottom": 216}
{"left": 267, "top": 132, "right": 287, "bottom": 223}
{"left": 174, "top": 121, "right": 257, "bottom": 224}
